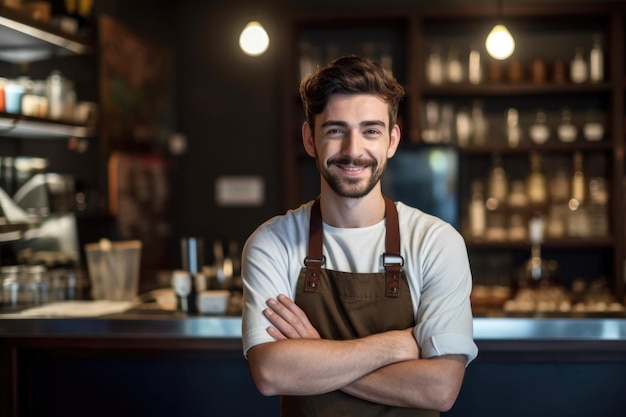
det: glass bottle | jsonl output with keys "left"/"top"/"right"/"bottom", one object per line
{"left": 468, "top": 44, "right": 482, "bottom": 85}
{"left": 527, "top": 152, "right": 547, "bottom": 205}
{"left": 522, "top": 213, "right": 550, "bottom": 288}
{"left": 446, "top": 48, "right": 463, "bottom": 83}
{"left": 486, "top": 154, "right": 508, "bottom": 211}
{"left": 471, "top": 101, "right": 487, "bottom": 145}
{"left": 589, "top": 34, "right": 604, "bottom": 83}
{"left": 530, "top": 55, "right": 547, "bottom": 84}
{"left": 455, "top": 107, "right": 471, "bottom": 147}
{"left": 506, "top": 107, "right": 522, "bottom": 148}
{"left": 557, "top": 107, "right": 577, "bottom": 143}
{"left": 570, "top": 151, "right": 585, "bottom": 206}
{"left": 426, "top": 45, "right": 444, "bottom": 85}
{"left": 570, "top": 47, "right": 588, "bottom": 84}
{"left": 468, "top": 180, "right": 486, "bottom": 239}
{"left": 568, "top": 151, "right": 589, "bottom": 237}
{"left": 529, "top": 109, "right": 550, "bottom": 145}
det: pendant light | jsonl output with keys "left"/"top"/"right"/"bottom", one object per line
{"left": 239, "top": 21, "right": 270, "bottom": 57}
{"left": 485, "top": 0, "right": 515, "bottom": 60}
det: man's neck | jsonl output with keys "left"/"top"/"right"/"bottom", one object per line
{"left": 319, "top": 189, "right": 386, "bottom": 228}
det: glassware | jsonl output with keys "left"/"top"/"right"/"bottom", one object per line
{"left": 529, "top": 109, "right": 550, "bottom": 145}
{"left": 455, "top": 107, "right": 471, "bottom": 147}
{"left": 486, "top": 154, "right": 508, "bottom": 211}
{"left": 426, "top": 45, "right": 444, "bottom": 85}
{"left": 589, "top": 34, "right": 604, "bottom": 82}
{"left": 468, "top": 180, "right": 486, "bottom": 239}
{"left": 506, "top": 107, "right": 522, "bottom": 147}
{"left": 446, "top": 48, "right": 463, "bottom": 83}
{"left": 471, "top": 101, "right": 487, "bottom": 145}
{"left": 570, "top": 47, "right": 587, "bottom": 83}
{"left": 557, "top": 107, "right": 577, "bottom": 143}
{"left": 527, "top": 152, "right": 547, "bottom": 205}
{"left": 468, "top": 44, "right": 482, "bottom": 85}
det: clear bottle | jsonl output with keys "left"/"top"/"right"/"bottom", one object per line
{"left": 570, "top": 47, "right": 588, "bottom": 84}
{"left": 557, "top": 108, "right": 577, "bottom": 143}
{"left": 486, "top": 154, "right": 508, "bottom": 211}
{"left": 468, "top": 44, "right": 482, "bottom": 85}
{"left": 455, "top": 107, "right": 471, "bottom": 147}
{"left": 527, "top": 152, "right": 547, "bottom": 205}
{"left": 506, "top": 107, "right": 522, "bottom": 147}
{"left": 468, "top": 180, "right": 486, "bottom": 239}
{"left": 529, "top": 109, "right": 550, "bottom": 145}
{"left": 46, "top": 70, "right": 64, "bottom": 120}
{"left": 446, "top": 48, "right": 463, "bottom": 84}
{"left": 568, "top": 151, "right": 589, "bottom": 237}
{"left": 471, "top": 101, "right": 487, "bottom": 145}
{"left": 426, "top": 45, "right": 444, "bottom": 85}
{"left": 522, "top": 213, "right": 550, "bottom": 288}
{"left": 589, "top": 34, "right": 604, "bottom": 83}
{"left": 570, "top": 151, "right": 585, "bottom": 206}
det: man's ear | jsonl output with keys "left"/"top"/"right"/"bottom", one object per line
{"left": 387, "top": 124, "right": 401, "bottom": 158}
{"left": 302, "top": 121, "right": 316, "bottom": 157}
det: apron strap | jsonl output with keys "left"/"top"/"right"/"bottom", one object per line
{"left": 304, "top": 196, "right": 404, "bottom": 297}
{"left": 304, "top": 196, "right": 324, "bottom": 292}
{"left": 383, "top": 196, "right": 403, "bottom": 298}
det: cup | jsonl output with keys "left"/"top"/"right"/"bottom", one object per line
{"left": 4, "top": 82, "right": 24, "bottom": 114}
{"left": 85, "top": 239, "right": 142, "bottom": 301}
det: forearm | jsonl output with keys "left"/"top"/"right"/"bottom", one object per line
{"left": 341, "top": 354, "right": 467, "bottom": 411}
{"left": 248, "top": 330, "right": 417, "bottom": 396}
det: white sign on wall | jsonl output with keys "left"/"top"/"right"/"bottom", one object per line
{"left": 215, "top": 176, "right": 265, "bottom": 207}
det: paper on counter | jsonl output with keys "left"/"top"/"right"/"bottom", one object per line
{"left": 18, "top": 300, "right": 136, "bottom": 317}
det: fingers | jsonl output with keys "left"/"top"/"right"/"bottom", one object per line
{"left": 264, "top": 294, "right": 321, "bottom": 339}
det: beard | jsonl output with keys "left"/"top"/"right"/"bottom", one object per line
{"left": 315, "top": 154, "right": 387, "bottom": 199}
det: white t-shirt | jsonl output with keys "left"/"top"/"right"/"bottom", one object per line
{"left": 241, "top": 200, "right": 478, "bottom": 364}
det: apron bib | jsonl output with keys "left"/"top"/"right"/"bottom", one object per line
{"left": 281, "top": 197, "right": 438, "bottom": 417}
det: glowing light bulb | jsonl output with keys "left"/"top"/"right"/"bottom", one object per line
{"left": 485, "top": 24, "right": 515, "bottom": 60}
{"left": 239, "top": 21, "right": 269, "bottom": 56}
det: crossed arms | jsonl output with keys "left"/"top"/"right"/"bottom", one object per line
{"left": 247, "top": 294, "right": 467, "bottom": 412}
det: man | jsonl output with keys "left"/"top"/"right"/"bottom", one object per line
{"left": 241, "top": 55, "right": 478, "bottom": 416}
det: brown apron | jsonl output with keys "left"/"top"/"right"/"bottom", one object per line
{"left": 281, "top": 197, "right": 438, "bottom": 417}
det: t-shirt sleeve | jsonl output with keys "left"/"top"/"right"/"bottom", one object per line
{"left": 414, "top": 223, "right": 478, "bottom": 364}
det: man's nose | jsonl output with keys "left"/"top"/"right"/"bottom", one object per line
{"left": 341, "top": 131, "right": 363, "bottom": 157}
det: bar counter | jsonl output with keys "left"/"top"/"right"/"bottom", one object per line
{"left": 1, "top": 310, "right": 626, "bottom": 417}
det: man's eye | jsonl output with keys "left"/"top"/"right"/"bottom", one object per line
{"left": 325, "top": 129, "right": 344, "bottom": 136}
{"left": 365, "top": 129, "right": 382, "bottom": 136}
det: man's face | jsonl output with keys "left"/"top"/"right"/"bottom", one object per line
{"left": 303, "top": 94, "right": 400, "bottom": 199}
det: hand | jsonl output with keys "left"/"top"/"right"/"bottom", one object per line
{"left": 264, "top": 294, "right": 321, "bottom": 340}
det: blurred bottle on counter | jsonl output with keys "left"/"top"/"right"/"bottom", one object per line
{"left": 519, "top": 213, "right": 557, "bottom": 290}
{"left": 176, "top": 236, "right": 205, "bottom": 313}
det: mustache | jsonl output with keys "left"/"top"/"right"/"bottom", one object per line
{"left": 327, "top": 157, "right": 376, "bottom": 167}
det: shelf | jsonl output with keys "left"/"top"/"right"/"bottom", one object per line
{"left": 0, "top": 6, "right": 94, "bottom": 63}
{"left": 459, "top": 141, "right": 613, "bottom": 155}
{"left": 421, "top": 82, "right": 613, "bottom": 98}
{"left": 0, "top": 113, "right": 94, "bottom": 138}
{"left": 466, "top": 237, "right": 615, "bottom": 250}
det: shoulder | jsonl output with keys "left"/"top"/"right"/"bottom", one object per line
{"left": 245, "top": 201, "right": 313, "bottom": 249}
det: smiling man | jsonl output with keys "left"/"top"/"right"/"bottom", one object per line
{"left": 241, "top": 55, "right": 478, "bottom": 417}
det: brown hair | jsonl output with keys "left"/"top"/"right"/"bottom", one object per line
{"left": 299, "top": 55, "right": 405, "bottom": 135}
